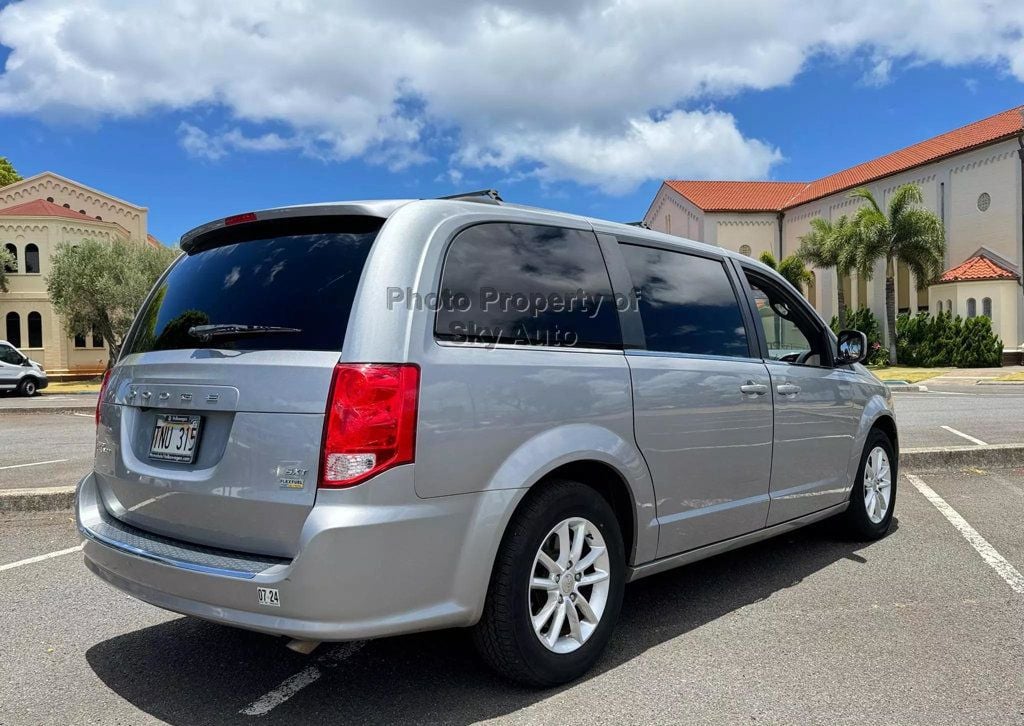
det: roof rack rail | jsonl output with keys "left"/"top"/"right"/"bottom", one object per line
{"left": 438, "top": 189, "right": 503, "bottom": 205}
{"left": 625, "top": 220, "right": 650, "bottom": 229}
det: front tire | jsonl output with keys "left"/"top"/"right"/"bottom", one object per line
{"left": 841, "top": 429, "right": 896, "bottom": 540}
{"left": 18, "top": 377, "right": 38, "bottom": 397}
{"left": 473, "top": 479, "right": 625, "bottom": 687}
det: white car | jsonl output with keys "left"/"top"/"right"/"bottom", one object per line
{"left": 0, "top": 339, "right": 48, "bottom": 396}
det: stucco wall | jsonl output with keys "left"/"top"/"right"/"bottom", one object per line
{"left": 706, "top": 213, "right": 777, "bottom": 259}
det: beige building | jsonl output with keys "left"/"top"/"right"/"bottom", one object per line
{"left": 644, "top": 106, "right": 1024, "bottom": 361}
{"left": 0, "top": 172, "right": 160, "bottom": 374}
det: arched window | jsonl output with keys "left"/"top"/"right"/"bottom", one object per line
{"left": 946, "top": 299, "right": 952, "bottom": 314}
{"left": 982, "top": 297, "right": 992, "bottom": 318}
{"left": 74, "top": 333, "right": 87, "bottom": 348}
{"left": 24, "top": 244, "right": 39, "bottom": 274}
{"left": 3, "top": 243, "right": 16, "bottom": 273}
{"left": 966, "top": 298, "right": 977, "bottom": 318}
{"left": 739, "top": 244, "right": 752, "bottom": 257}
{"left": 27, "top": 312, "right": 42, "bottom": 348}
{"left": 936, "top": 300, "right": 943, "bottom": 314}
{"left": 5, "top": 312, "right": 20, "bottom": 347}
{"left": 92, "top": 326, "right": 104, "bottom": 348}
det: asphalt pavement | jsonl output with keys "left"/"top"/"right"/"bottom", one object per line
{"left": 1, "top": 466, "right": 1022, "bottom": 724}
{"left": 0, "top": 412, "right": 95, "bottom": 491}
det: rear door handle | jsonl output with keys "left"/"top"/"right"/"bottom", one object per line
{"left": 740, "top": 381, "right": 768, "bottom": 395}
{"left": 776, "top": 383, "right": 801, "bottom": 396}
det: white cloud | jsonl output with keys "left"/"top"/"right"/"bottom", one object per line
{"left": 1, "top": 1, "right": 1024, "bottom": 192}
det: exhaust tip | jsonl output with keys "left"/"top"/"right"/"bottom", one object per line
{"left": 285, "top": 638, "right": 322, "bottom": 655}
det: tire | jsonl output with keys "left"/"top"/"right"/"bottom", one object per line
{"left": 841, "top": 429, "right": 897, "bottom": 540}
{"left": 473, "top": 479, "right": 625, "bottom": 687}
{"left": 18, "top": 377, "right": 38, "bottom": 397}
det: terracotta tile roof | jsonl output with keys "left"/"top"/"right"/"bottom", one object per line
{"left": 664, "top": 180, "right": 807, "bottom": 212}
{"left": 664, "top": 106, "right": 1024, "bottom": 213}
{"left": 938, "top": 253, "right": 1019, "bottom": 283}
{"left": 0, "top": 198, "right": 96, "bottom": 221}
{"left": 146, "top": 233, "right": 162, "bottom": 249}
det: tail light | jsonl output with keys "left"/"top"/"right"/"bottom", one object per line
{"left": 319, "top": 364, "right": 420, "bottom": 488}
{"left": 96, "top": 368, "right": 112, "bottom": 425}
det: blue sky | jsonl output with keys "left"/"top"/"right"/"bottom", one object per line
{"left": 1, "top": 1, "right": 1023, "bottom": 244}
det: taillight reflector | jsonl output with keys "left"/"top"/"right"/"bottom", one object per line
{"left": 319, "top": 364, "right": 420, "bottom": 488}
{"left": 96, "top": 368, "right": 112, "bottom": 425}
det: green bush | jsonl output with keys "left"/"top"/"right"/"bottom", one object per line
{"left": 830, "top": 307, "right": 888, "bottom": 366}
{"left": 896, "top": 311, "right": 1002, "bottom": 367}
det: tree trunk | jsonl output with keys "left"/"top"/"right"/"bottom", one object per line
{"left": 885, "top": 258, "right": 897, "bottom": 365}
{"left": 836, "top": 285, "right": 848, "bottom": 329}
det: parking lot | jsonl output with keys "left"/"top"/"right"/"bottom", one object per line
{"left": 1, "top": 389, "right": 1022, "bottom": 724}
{"left": 1, "top": 466, "right": 1021, "bottom": 724}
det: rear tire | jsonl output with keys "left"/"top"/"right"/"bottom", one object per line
{"left": 473, "top": 479, "right": 625, "bottom": 687}
{"left": 18, "top": 377, "right": 38, "bottom": 397}
{"left": 841, "top": 429, "right": 896, "bottom": 540}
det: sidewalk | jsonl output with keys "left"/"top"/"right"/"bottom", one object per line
{"left": 923, "top": 364, "right": 1024, "bottom": 387}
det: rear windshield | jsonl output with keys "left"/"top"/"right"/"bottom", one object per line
{"left": 125, "top": 216, "right": 382, "bottom": 355}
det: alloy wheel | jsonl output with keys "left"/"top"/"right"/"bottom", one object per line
{"left": 863, "top": 446, "right": 892, "bottom": 524}
{"left": 528, "top": 517, "right": 610, "bottom": 654}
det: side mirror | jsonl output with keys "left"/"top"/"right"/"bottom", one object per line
{"left": 835, "top": 330, "right": 868, "bottom": 366}
{"left": 21, "top": 357, "right": 31, "bottom": 366}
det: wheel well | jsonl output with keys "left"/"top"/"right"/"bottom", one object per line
{"left": 871, "top": 415, "right": 899, "bottom": 461}
{"left": 535, "top": 460, "right": 636, "bottom": 564}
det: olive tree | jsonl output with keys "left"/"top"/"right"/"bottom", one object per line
{"left": 47, "top": 239, "right": 179, "bottom": 367}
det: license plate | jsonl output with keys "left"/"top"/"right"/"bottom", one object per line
{"left": 257, "top": 587, "right": 280, "bottom": 607}
{"left": 150, "top": 414, "right": 202, "bottom": 463}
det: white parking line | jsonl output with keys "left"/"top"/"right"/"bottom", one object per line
{"left": 0, "top": 544, "right": 83, "bottom": 573}
{"left": 240, "top": 641, "right": 365, "bottom": 716}
{"left": 0, "top": 458, "right": 69, "bottom": 471}
{"left": 940, "top": 425, "right": 988, "bottom": 446}
{"left": 72, "top": 412, "right": 92, "bottom": 418}
{"left": 907, "top": 474, "right": 1024, "bottom": 596}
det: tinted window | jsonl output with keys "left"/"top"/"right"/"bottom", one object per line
{"left": 435, "top": 223, "right": 621, "bottom": 349}
{"left": 621, "top": 244, "right": 749, "bottom": 357}
{"left": 744, "top": 272, "right": 828, "bottom": 366}
{"left": 125, "top": 217, "right": 382, "bottom": 355}
{"left": 0, "top": 345, "right": 21, "bottom": 365}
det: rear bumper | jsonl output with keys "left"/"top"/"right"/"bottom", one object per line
{"left": 76, "top": 471, "right": 524, "bottom": 640}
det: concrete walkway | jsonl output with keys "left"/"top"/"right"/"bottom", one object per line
{"left": 922, "top": 364, "right": 1024, "bottom": 387}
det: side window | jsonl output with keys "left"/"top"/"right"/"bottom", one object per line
{"left": 620, "top": 243, "right": 750, "bottom": 358}
{"left": 0, "top": 345, "right": 21, "bottom": 365}
{"left": 745, "top": 272, "right": 829, "bottom": 366}
{"left": 434, "top": 222, "right": 621, "bottom": 349}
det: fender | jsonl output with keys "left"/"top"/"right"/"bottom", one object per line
{"left": 487, "top": 423, "right": 659, "bottom": 566}
{"left": 845, "top": 393, "right": 898, "bottom": 494}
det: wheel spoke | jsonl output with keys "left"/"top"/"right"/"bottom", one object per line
{"left": 574, "top": 592, "right": 598, "bottom": 623}
{"left": 565, "top": 599, "right": 583, "bottom": 642}
{"left": 864, "top": 490, "right": 875, "bottom": 512}
{"left": 556, "top": 523, "right": 571, "bottom": 568}
{"left": 536, "top": 549, "right": 559, "bottom": 575}
{"left": 578, "top": 569, "right": 609, "bottom": 587}
{"left": 531, "top": 577, "right": 557, "bottom": 591}
{"left": 575, "top": 545, "right": 605, "bottom": 572}
{"left": 570, "top": 522, "right": 587, "bottom": 563}
{"left": 532, "top": 595, "right": 558, "bottom": 631}
{"left": 872, "top": 493, "right": 882, "bottom": 520}
{"left": 546, "top": 602, "right": 567, "bottom": 647}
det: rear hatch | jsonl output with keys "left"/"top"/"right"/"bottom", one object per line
{"left": 95, "top": 214, "right": 383, "bottom": 558}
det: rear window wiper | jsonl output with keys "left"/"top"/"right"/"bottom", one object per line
{"left": 187, "top": 324, "right": 303, "bottom": 342}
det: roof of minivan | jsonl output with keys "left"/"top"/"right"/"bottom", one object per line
{"left": 178, "top": 197, "right": 758, "bottom": 268}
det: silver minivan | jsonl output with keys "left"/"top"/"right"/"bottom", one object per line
{"left": 77, "top": 195, "right": 897, "bottom": 686}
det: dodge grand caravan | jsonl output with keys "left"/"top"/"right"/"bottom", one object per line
{"left": 77, "top": 194, "right": 897, "bottom": 686}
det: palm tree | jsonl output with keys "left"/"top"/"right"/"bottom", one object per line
{"left": 796, "top": 215, "right": 856, "bottom": 328}
{"left": 758, "top": 251, "right": 813, "bottom": 294}
{"left": 848, "top": 184, "right": 945, "bottom": 364}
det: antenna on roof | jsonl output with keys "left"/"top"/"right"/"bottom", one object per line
{"left": 438, "top": 189, "right": 503, "bottom": 205}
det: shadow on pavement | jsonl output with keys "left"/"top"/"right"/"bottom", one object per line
{"left": 86, "top": 518, "right": 897, "bottom": 725}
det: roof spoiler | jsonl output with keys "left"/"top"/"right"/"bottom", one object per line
{"left": 438, "top": 189, "right": 503, "bottom": 205}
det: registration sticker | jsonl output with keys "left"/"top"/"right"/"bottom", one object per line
{"left": 257, "top": 587, "right": 280, "bottom": 607}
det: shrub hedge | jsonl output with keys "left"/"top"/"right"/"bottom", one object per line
{"left": 895, "top": 311, "right": 1002, "bottom": 368}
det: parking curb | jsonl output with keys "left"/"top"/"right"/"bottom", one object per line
{"left": 1, "top": 405, "right": 95, "bottom": 415}
{"left": 4, "top": 444, "right": 1022, "bottom": 513}
{"left": 0, "top": 485, "right": 76, "bottom": 513}
{"left": 901, "top": 444, "right": 1024, "bottom": 471}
